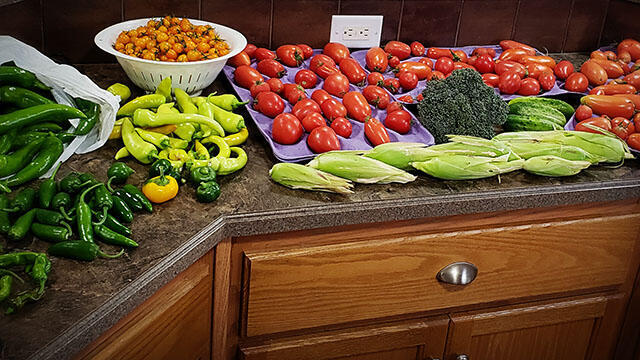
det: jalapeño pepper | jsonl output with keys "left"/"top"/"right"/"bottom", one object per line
{"left": 35, "top": 208, "right": 70, "bottom": 226}
{"left": 91, "top": 184, "right": 113, "bottom": 225}
{"left": 31, "top": 223, "right": 71, "bottom": 243}
{"left": 59, "top": 172, "right": 85, "bottom": 194}
{"left": 110, "top": 194, "right": 133, "bottom": 223}
{"left": 122, "top": 184, "right": 153, "bottom": 213}
{"left": 51, "top": 192, "right": 73, "bottom": 220}
{"left": 112, "top": 188, "right": 143, "bottom": 212}
{"left": 4, "top": 188, "right": 36, "bottom": 213}
{"left": 7, "top": 209, "right": 37, "bottom": 241}
{"left": 94, "top": 225, "right": 138, "bottom": 248}
{"left": 100, "top": 212, "right": 131, "bottom": 237}
{"left": 106, "top": 162, "right": 134, "bottom": 192}
{"left": 0, "top": 86, "right": 54, "bottom": 108}
{"left": 38, "top": 162, "right": 61, "bottom": 208}
{"left": 77, "top": 183, "right": 101, "bottom": 243}
{"left": 74, "top": 98, "right": 100, "bottom": 135}
{"left": 0, "top": 194, "right": 10, "bottom": 234}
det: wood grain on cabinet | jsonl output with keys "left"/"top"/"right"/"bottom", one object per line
{"left": 75, "top": 250, "right": 214, "bottom": 360}
{"left": 241, "top": 213, "right": 639, "bottom": 336}
{"left": 239, "top": 317, "right": 449, "bottom": 360}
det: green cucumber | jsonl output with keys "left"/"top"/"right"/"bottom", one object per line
{"left": 508, "top": 102, "right": 567, "bottom": 126}
{"left": 508, "top": 97, "right": 574, "bottom": 119}
{"left": 505, "top": 114, "right": 563, "bottom": 131}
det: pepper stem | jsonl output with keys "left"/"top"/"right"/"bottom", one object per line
{"left": 59, "top": 207, "right": 73, "bottom": 221}
{"left": 0, "top": 269, "right": 25, "bottom": 284}
{"left": 49, "top": 162, "right": 62, "bottom": 180}
{"left": 106, "top": 176, "right": 116, "bottom": 193}
{"left": 98, "top": 248, "right": 125, "bottom": 259}
{"left": 61, "top": 221, "right": 73, "bottom": 235}
{"left": 92, "top": 207, "right": 108, "bottom": 226}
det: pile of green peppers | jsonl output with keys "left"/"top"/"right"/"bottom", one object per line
{"left": 0, "top": 251, "right": 50, "bottom": 314}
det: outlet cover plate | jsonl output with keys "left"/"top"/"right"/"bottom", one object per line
{"left": 329, "top": 15, "right": 383, "bottom": 48}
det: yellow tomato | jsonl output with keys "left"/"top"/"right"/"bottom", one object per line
{"left": 142, "top": 175, "right": 179, "bottom": 204}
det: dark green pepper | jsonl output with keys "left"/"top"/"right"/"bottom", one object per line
{"left": 31, "top": 223, "right": 71, "bottom": 243}
{"left": 106, "top": 162, "right": 134, "bottom": 192}
{"left": 9, "top": 131, "right": 48, "bottom": 151}
{"left": 4, "top": 188, "right": 36, "bottom": 213}
{"left": 1, "top": 135, "right": 64, "bottom": 190}
{"left": 100, "top": 212, "right": 131, "bottom": 237}
{"left": 196, "top": 181, "right": 221, "bottom": 203}
{"left": 112, "top": 188, "right": 144, "bottom": 212}
{"left": 0, "top": 104, "right": 86, "bottom": 135}
{"left": 0, "top": 86, "right": 55, "bottom": 108}
{"left": 25, "top": 122, "right": 63, "bottom": 133}
{"left": 59, "top": 172, "right": 86, "bottom": 194}
{"left": 51, "top": 192, "right": 73, "bottom": 220}
{"left": 57, "top": 132, "right": 75, "bottom": 144}
{"left": 35, "top": 208, "right": 69, "bottom": 226}
{"left": 168, "top": 168, "right": 183, "bottom": 184}
{"left": 47, "top": 241, "right": 123, "bottom": 261}
{"left": 0, "top": 137, "right": 45, "bottom": 178}
{"left": 7, "top": 208, "right": 37, "bottom": 241}
{"left": 122, "top": 184, "right": 152, "bottom": 213}
{"left": 94, "top": 224, "right": 138, "bottom": 248}
{"left": 189, "top": 166, "right": 217, "bottom": 185}
{"left": 74, "top": 98, "right": 100, "bottom": 135}
{"left": 38, "top": 163, "right": 61, "bottom": 208}
{"left": 110, "top": 194, "right": 134, "bottom": 223}
{"left": 4, "top": 252, "right": 50, "bottom": 314}
{"left": 78, "top": 173, "right": 99, "bottom": 188}
{"left": 149, "top": 159, "right": 172, "bottom": 178}
{"left": 0, "top": 128, "right": 17, "bottom": 155}
{"left": 91, "top": 184, "right": 113, "bottom": 225}
{"left": 0, "top": 194, "right": 10, "bottom": 234}
{"left": 77, "top": 183, "right": 100, "bottom": 243}
{"left": 0, "top": 66, "right": 50, "bottom": 91}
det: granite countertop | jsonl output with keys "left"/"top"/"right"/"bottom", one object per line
{"left": 1, "top": 57, "right": 640, "bottom": 360}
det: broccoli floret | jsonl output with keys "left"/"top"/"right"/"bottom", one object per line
{"left": 417, "top": 69, "right": 507, "bottom": 143}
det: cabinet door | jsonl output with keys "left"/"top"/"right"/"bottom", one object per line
{"left": 445, "top": 295, "right": 621, "bottom": 360}
{"left": 239, "top": 317, "right": 449, "bottom": 360}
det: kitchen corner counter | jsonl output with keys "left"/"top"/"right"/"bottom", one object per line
{"left": 1, "top": 63, "right": 640, "bottom": 360}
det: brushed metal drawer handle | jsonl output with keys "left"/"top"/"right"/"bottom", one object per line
{"left": 436, "top": 262, "right": 477, "bottom": 285}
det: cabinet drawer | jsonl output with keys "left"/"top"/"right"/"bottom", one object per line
{"left": 242, "top": 213, "right": 640, "bottom": 336}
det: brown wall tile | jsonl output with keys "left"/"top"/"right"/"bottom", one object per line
{"left": 340, "top": 0, "right": 402, "bottom": 46}
{"left": 601, "top": 0, "right": 640, "bottom": 46}
{"left": 202, "top": 0, "right": 271, "bottom": 48}
{"left": 513, "top": 0, "right": 572, "bottom": 52}
{"left": 399, "top": 0, "right": 462, "bottom": 47}
{"left": 564, "top": 0, "right": 609, "bottom": 52}
{"left": 44, "top": 0, "right": 121, "bottom": 63}
{"left": 272, "top": 0, "right": 338, "bottom": 48}
{"left": 457, "top": 0, "right": 517, "bottom": 46}
{"left": 124, "top": 0, "right": 199, "bottom": 20}
{"left": 0, "top": 0, "right": 43, "bottom": 50}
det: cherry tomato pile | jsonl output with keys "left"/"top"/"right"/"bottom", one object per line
{"left": 223, "top": 42, "right": 434, "bottom": 159}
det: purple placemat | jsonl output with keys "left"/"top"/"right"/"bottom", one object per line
{"left": 222, "top": 49, "right": 434, "bottom": 163}
{"left": 564, "top": 111, "right": 639, "bottom": 155}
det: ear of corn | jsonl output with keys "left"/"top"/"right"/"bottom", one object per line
{"left": 498, "top": 140, "right": 600, "bottom": 163}
{"left": 523, "top": 155, "right": 591, "bottom": 177}
{"left": 363, "top": 142, "right": 440, "bottom": 170}
{"left": 307, "top": 152, "right": 417, "bottom": 184}
{"left": 444, "top": 135, "right": 520, "bottom": 160}
{"left": 269, "top": 163, "right": 354, "bottom": 194}
{"left": 411, "top": 154, "right": 524, "bottom": 180}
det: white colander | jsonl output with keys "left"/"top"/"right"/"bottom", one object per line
{"left": 95, "top": 18, "right": 246, "bottom": 95}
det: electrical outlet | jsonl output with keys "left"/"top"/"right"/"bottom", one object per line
{"left": 330, "top": 15, "right": 383, "bottom": 48}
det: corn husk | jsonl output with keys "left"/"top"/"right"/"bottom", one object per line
{"left": 411, "top": 154, "right": 524, "bottom": 180}
{"left": 363, "top": 142, "right": 440, "bottom": 170}
{"left": 523, "top": 155, "right": 591, "bottom": 177}
{"left": 499, "top": 140, "right": 600, "bottom": 163}
{"left": 269, "top": 163, "right": 354, "bottom": 194}
{"left": 307, "top": 152, "right": 417, "bottom": 184}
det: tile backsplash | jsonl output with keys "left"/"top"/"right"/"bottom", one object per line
{"left": 1, "top": 0, "right": 639, "bottom": 63}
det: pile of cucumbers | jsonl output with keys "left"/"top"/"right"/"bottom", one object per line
{"left": 505, "top": 97, "right": 574, "bottom": 131}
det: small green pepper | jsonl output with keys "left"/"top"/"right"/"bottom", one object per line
{"left": 94, "top": 224, "right": 138, "bottom": 248}
{"left": 59, "top": 172, "right": 84, "bottom": 194}
{"left": 35, "top": 208, "right": 70, "bottom": 226}
{"left": 0, "top": 275, "right": 12, "bottom": 302}
{"left": 0, "top": 194, "right": 10, "bottom": 234}
{"left": 117, "top": 93, "right": 165, "bottom": 117}
{"left": 110, "top": 195, "right": 134, "bottom": 223}
{"left": 112, "top": 188, "right": 144, "bottom": 212}
{"left": 122, "top": 184, "right": 153, "bottom": 213}
{"left": 190, "top": 166, "right": 217, "bottom": 185}
{"left": 207, "top": 94, "right": 248, "bottom": 111}
{"left": 78, "top": 173, "right": 100, "bottom": 189}
{"left": 4, "top": 187, "right": 37, "bottom": 214}
{"left": 107, "top": 83, "right": 131, "bottom": 103}
{"left": 47, "top": 241, "right": 124, "bottom": 261}
{"left": 100, "top": 212, "right": 131, "bottom": 236}
{"left": 92, "top": 184, "right": 113, "bottom": 225}
{"left": 77, "top": 183, "right": 101, "bottom": 243}
{"left": 74, "top": 98, "right": 100, "bottom": 135}
{"left": 2, "top": 135, "right": 64, "bottom": 190}
{"left": 51, "top": 192, "right": 73, "bottom": 220}
{"left": 154, "top": 77, "right": 172, "bottom": 102}
{"left": 106, "top": 161, "right": 134, "bottom": 192}
{"left": 31, "top": 222, "right": 72, "bottom": 243}
{"left": 196, "top": 181, "right": 221, "bottom": 203}
{"left": 38, "top": 163, "right": 61, "bottom": 208}
{"left": 149, "top": 159, "right": 172, "bottom": 178}
{"left": 7, "top": 208, "right": 37, "bottom": 241}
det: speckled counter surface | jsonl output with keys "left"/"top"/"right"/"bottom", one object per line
{"left": 2, "top": 56, "right": 640, "bottom": 360}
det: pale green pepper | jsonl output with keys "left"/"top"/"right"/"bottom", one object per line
{"left": 117, "top": 94, "right": 165, "bottom": 117}
{"left": 197, "top": 102, "right": 225, "bottom": 137}
{"left": 192, "top": 140, "right": 210, "bottom": 160}
{"left": 132, "top": 109, "right": 225, "bottom": 131}
{"left": 156, "top": 102, "right": 179, "bottom": 114}
{"left": 135, "top": 128, "right": 188, "bottom": 150}
{"left": 217, "top": 147, "right": 247, "bottom": 175}
{"left": 174, "top": 88, "right": 197, "bottom": 114}
{"left": 155, "top": 77, "right": 172, "bottom": 102}
{"left": 208, "top": 94, "right": 248, "bottom": 111}
{"left": 211, "top": 103, "right": 245, "bottom": 133}
{"left": 202, "top": 135, "right": 231, "bottom": 159}
{"left": 121, "top": 118, "right": 157, "bottom": 164}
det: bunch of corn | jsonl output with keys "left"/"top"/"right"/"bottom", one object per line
{"left": 412, "top": 154, "right": 524, "bottom": 180}
{"left": 523, "top": 156, "right": 591, "bottom": 177}
{"left": 270, "top": 163, "right": 354, "bottom": 194}
{"left": 363, "top": 142, "right": 440, "bottom": 170}
{"left": 307, "top": 152, "right": 417, "bottom": 184}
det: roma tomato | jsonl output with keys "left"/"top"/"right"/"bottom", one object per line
{"left": 575, "top": 116, "right": 612, "bottom": 134}
{"left": 257, "top": 59, "right": 286, "bottom": 78}
{"left": 368, "top": 72, "right": 384, "bottom": 86}
{"left": 575, "top": 105, "right": 593, "bottom": 121}
{"left": 430, "top": 71, "right": 445, "bottom": 81}
{"left": 272, "top": 113, "right": 303, "bottom": 144}
{"left": 243, "top": 43, "right": 257, "bottom": 58}
{"left": 499, "top": 40, "right": 536, "bottom": 55}
{"left": 589, "top": 83, "right": 637, "bottom": 95}
{"left": 311, "top": 89, "right": 332, "bottom": 105}
{"left": 321, "top": 98, "right": 348, "bottom": 120}
{"left": 362, "top": 85, "right": 390, "bottom": 109}
{"left": 388, "top": 56, "right": 400, "bottom": 69}
{"left": 453, "top": 62, "right": 476, "bottom": 71}
{"left": 366, "top": 47, "right": 388, "bottom": 72}
{"left": 253, "top": 91, "right": 284, "bottom": 118}
{"left": 323, "top": 73, "right": 350, "bottom": 98}
{"left": 228, "top": 51, "right": 251, "bottom": 67}
{"left": 343, "top": 91, "right": 372, "bottom": 122}
{"left": 611, "top": 117, "right": 635, "bottom": 140}
{"left": 398, "top": 71, "right": 419, "bottom": 91}
{"left": 495, "top": 60, "right": 526, "bottom": 78}
{"left": 475, "top": 54, "right": 495, "bottom": 74}
{"left": 276, "top": 45, "right": 304, "bottom": 67}
{"left": 435, "top": 57, "right": 454, "bottom": 75}
{"left": 411, "top": 41, "right": 426, "bottom": 57}
{"left": 538, "top": 71, "right": 556, "bottom": 91}
{"left": 254, "top": 48, "right": 276, "bottom": 61}
{"left": 282, "top": 83, "right": 307, "bottom": 105}
{"left": 517, "top": 77, "right": 541, "bottom": 96}
{"left": 309, "top": 54, "right": 339, "bottom": 79}
{"left": 519, "top": 55, "right": 556, "bottom": 69}
{"left": 619, "top": 51, "right": 632, "bottom": 64}
{"left": 418, "top": 57, "right": 433, "bottom": 68}
{"left": 564, "top": 72, "right": 589, "bottom": 92}
{"left": 330, "top": 117, "right": 352, "bottom": 138}
{"left": 467, "top": 56, "right": 477, "bottom": 67}
{"left": 301, "top": 112, "right": 327, "bottom": 133}
{"left": 580, "top": 60, "right": 608, "bottom": 86}
{"left": 623, "top": 70, "right": 640, "bottom": 89}
{"left": 384, "top": 110, "right": 412, "bottom": 134}
{"left": 383, "top": 78, "right": 401, "bottom": 94}
{"left": 364, "top": 118, "right": 390, "bottom": 145}
{"left": 385, "top": 41, "right": 411, "bottom": 60}
{"left": 628, "top": 133, "right": 640, "bottom": 151}
{"left": 472, "top": 47, "right": 497, "bottom": 58}
{"left": 387, "top": 102, "right": 403, "bottom": 114}
{"left": 294, "top": 69, "right": 318, "bottom": 88}
{"left": 498, "top": 71, "right": 522, "bottom": 94}
{"left": 590, "top": 58, "right": 625, "bottom": 78}
{"left": 498, "top": 48, "right": 530, "bottom": 62}
{"left": 307, "top": 126, "right": 341, "bottom": 153}
{"left": 266, "top": 78, "right": 283, "bottom": 94}
{"left": 482, "top": 73, "right": 500, "bottom": 87}
{"left": 580, "top": 95, "right": 635, "bottom": 119}
{"left": 323, "top": 42, "right": 350, "bottom": 63}
{"left": 250, "top": 81, "right": 270, "bottom": 98}
{"left": 292, "top": 98, "right": 321, "bottom": 121}
{"left": 234, "top": 65, "right": 264, "bottom": 89}
{"left": 339, "top": 58, "right": 367, "bottom": 85}
{"left": 296, "top": 43, "right": 313, "bottom": 59}
{"left": 396, "top": 61, "right": 431, "bottom": 80}
{"left": 526, "top": 63, "right": 552, "bottom": 79}
{"left": 590, "top": 50, "right": 607, "bottom": 61}
{"left": 613, "top": 93, "right": 640, "bottom": 109}
{"left": 554, "top": 60, "right": 574, "bottom": 80}
{"left": 617, "top": 39, "right": 640, "bottom": 61}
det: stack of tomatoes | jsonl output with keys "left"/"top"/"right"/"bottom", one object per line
{"left": 227, "top": 42, "right": 416, "bottom": 153}
{"left": 574, "top": 94, "right": 640, "bottom": 150}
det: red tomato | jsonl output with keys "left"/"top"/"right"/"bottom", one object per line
{"left": 498, "top": 71, "right": 522, "bottom": 94}
{"left": 627, "top": 133, "right": 640, "bottom": 151}
{"left": 474, "top": 54, "right": 495, "bottom": 74}
{"left": 467, "top": 55, "right": 477, "bottom": 67}
{"left": 435, "top": 57, "right": 454, "bottom": 74}
{"left": 385, "top": 41, "right": 411, "bottom": 60}
{"left": 398, "top": 71, "right": 419, "bottom": 91}
{"left": 472, "top": 47, "right": 497, "bottom": 58}
{"left": 311, "top": 89, "right": 332, "bottom": 105}
{"left": 272, "top": 113, "right": 303, "bottom": 144}
{"left": 590, "top": 58, "right": 625, "bottom": 78}
{"left": 575, "top": 105, "right": 593, "bottom": 121}
{"left": 383, "top": 78, "right": 401, "bottom": 94}
{"left": 624, "top": 70, "right": 640, "bottom": 89}
{"left": 364, "top": 118, "right": 390, "bottom": 145}
{"left": 321, "top": 98, "right": 347, "bottom": 120}
{"left": 243, "top": 44, "right": 257, "bottom": 58}
{"left": 564, "top": 73, "right": 589, "bottom": 92}
{"left": 339, "top": 58, "right": 367, "bottom": 85}
{"left": 396, "top": 61, "right": 431, "bottom": 80}
{"left": 253, "top": 91, "right": 284, "bottom": 118}
{"left": 323, "top": 73, "right": 350, "bottom": 98}
{"left": 282, "top": 83, "right": 307, "bottom": 105}
{"left": 517, "top": 78, "right": 540, "bottom": 96}
{"left": 590, "top": 50, "right": 607, "bottom": 61}
{"left": 257, "top": 59, "right": 286, "bottom": 78}
{"left": 498, "top": 48, "right": 530, "bottom": 62}
{"left": 254, "top": 48, "right": 276, "bottom": 61}
{"left": 538, "top": 71, "right": 556, "bottom": 91}
{"left": 292, "top": 98, "right": 321, "bottom": 121}
{"left": 430, "top": 71, "right": 446, "bottom": 81}
{"left": 526, "top": 63, "right": 552, "bottom": 79}
{"left": 234, "top": 65, "right": 264, "bottom": 89}
{"left": 266, "top": 78, "right": 283, "bottom": 94}
{"left": 309, "top": 54, "right": 339, "bottom": 79}
{"left": 619, "top": 51, "right": 632, "bottom": 64}
{"left": 249, "top": 81, "right": 270, "bottom": 98}
{"left": 581, "top": 95, "right": 635, "bottom": 119}
{"left": 575, "top": 116, "right": 612, "bottom": 134}
{"left": 397, "top": 95, "right": 414, "bottom": 103}
{"left": 366, "top": 47, "right": 388, "bottom": 72}
{"left": 296, "top": 43, "right": 313, "bottom": 59}
{"left": 499, "top": 40, "right": 536, "bottom": 55}
{"left": 301, "top": 112, "right": 327, "bottom": 133}
{"left": 554, "top": 60, "right": 575, "bottom": 80}
{"left": 387, "top": 102, "right": 403, "bottom": 113}
{"left": 228, "top": 51, "right": 251, "bottom": 67}
{"left": 330, "top": 117, "right": 352, "bottom": 138}
{"left": 418, "top": 57, "right": 433, "bottom": 68}
{"left": 294, "top": 69, "right": 318, "bottom": 88}
{"left": 453, "top": 62, "right": 476, "bottom": 71}
{"left": 307, "top": 126, "right": 340, "bottom": 153}
{"left": 589, "top": 83, "right": 637, "bottom": 95}
{"left": 384, "top": 110, "right": 412, "bottom": 134}
{"left": 343, "top": 91, "right": 372, "bottom": 122}
{"left": 613, "top": 93, "right": 640, "bottom": 109}
{"left": 427, "top": 47, "right": 452, "bottom": 59}
{"left": 611, "top": 117, "right": 635, "bottom": 140}
{"left": 411, "top": 41, "right": 426, "bottom": 57}
{"left": 580, "top": 60, "right": 608, "bottom": 86}
{"left": 482, "top": 73, "right": 500, "bottom": 87}
{"left": 518, "top": 55, "right": 556, "bottom": 69}
{"left": 323, "top": 42, "right": 350, "bottom": 64}
{"left": 495, "top": 60, "right": 526, "bottom": 78}
{"left": 617, "top": 39, "right": 640, "bottom": 61}
{"left": 362, "top": 85, "right": 390, "bottom": 109}
{"left": 368, "top": 72, "right": 384, "bottom": 86}
{"left": 276, "top": 45, "right": 304, "bottom": 67}
{"left": 388, "top": 56, "right": 400, "bottom": 69}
